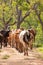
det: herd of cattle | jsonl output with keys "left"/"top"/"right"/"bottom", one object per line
{"left": 0, "top": 28, "right": 36, "bottom": 56}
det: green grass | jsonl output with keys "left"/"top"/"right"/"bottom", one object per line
{"left": 2, "top": 55, "right": 10, "bottom": 59}
{"left": 36, "top": 47, "right": 43, "bottom": 59}
{"left": 37, "top": 47, "right": 43, "bottom": 53}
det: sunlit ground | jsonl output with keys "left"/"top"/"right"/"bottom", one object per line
{"left": 37, "top": 47, "right": 43, "bottom": 53}
{"left": 36, "top": 47, "right": 43, "bottom": 59}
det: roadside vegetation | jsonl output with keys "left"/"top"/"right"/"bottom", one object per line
{"left": 2, "top": 54, "right": 10, "bottom": 59}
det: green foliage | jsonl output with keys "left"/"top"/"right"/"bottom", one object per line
{"left": 0, "top": 0, "right": 43, "bottom": 47}
{"left": 21, "top": 22, "right": 29, "bottom": 29}
{"left": 37, "top": 47, "right": 43, "bottom": 53}
{"left": 36, "top": 47, "right": 43, "bottom": 59}
{"left": 35, "top": 24, "right": 43, "bottom": 47}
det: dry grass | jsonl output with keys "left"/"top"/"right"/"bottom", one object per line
{"left": 0, "top": 49, "right": 2, "bottom": 52}
{"left": 2, "top": 54, "right": 10, "bottom": 59}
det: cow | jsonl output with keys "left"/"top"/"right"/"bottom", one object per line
{"left": 8, "top": 28, "right": 24, "bottom": 52}
{"left": 8, "top": 29, "right": 18, "bottom": 47}
{"left": 19, "top": 30, "right": 30, "bottom": 56}
{"left": 8, "top": 28, "right": 36, "bottom": 56}
{"left": 8, "top": 30, "right": 16, "bottom": 48}
{"left": 0, "top": 33, "right": 3, "bottom": 49}
{"left": 0, "top": 30, "right": 10, "bottom": 48}
{"left": 28, "top": 28, "right": 36, "bottom": 50}
{"left": 13, "top": 29, "right": 24, "bottom": 52}
{"left": 19, "top": 28, "right": 36, "bottom": 56}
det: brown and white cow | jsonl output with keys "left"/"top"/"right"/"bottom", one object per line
{"left": 8, "top": 28, "right": 36, "bottom": 56}
{"left": 19, "top": 30, "right": 30, "bottom": 56}
{"left": 19, "top": 29, "right": 36, "bottom": 56}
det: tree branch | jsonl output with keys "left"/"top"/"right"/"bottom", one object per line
{"left": 33, "top": 2, "right": 43, "bottom": 30}
{"left": 8, "top": 21, "right": 17, "bottom": 26}
{"left": 26, "top": 0, "right": 30, "bottom": 4}
{"left": 35, "top": 10, "right": 43, "bottom": 28}
{"left": 6, "top": 17, "right": 12, "bottom": 24}
{"left": 0, "top": 25, "right": 4, "bottom": 29}
{"left": 6, "top": 13, "right": 13, "bottom": 25}
{"left": 20, "top": 9, "right": 31, "bottom": 23}
{"left": 2, "top": 9, "right": 5, "bottom": 25}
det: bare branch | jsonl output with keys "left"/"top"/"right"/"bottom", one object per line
{"left": 35, "top": 10, "right": 43, "bottom": 25}
{"left": 2, "top": 8, "right": 6, "bottom": 25}
{"left": 6, "top": 17, "right": 12, "bottom": 24}
{"left": 16, "top": 5, "right": 19, "bottom": 15}
{"left": 26, "top": 0, "right": 30, "bottom": 4}
{"left": 6, "top": 13, "right": 13, "bottom": 25}
{"left": 33, "top": 2, "right": 43, "bottom": 30}
{"left": 20, "top": 9, "right": 31, "bottom": 23}
{"left": 8, "top": 21, "right": 17, "bottom": 26}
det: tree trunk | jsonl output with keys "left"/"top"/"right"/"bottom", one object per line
{"left": 17, "top": 22, "right": 21, "bottom": 29}
{"left": 35, "top": 10, "right": 43, "bottom": 31}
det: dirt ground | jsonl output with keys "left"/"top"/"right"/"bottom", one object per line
{"left": 0, "top": 46, "right": 43, "bottom": 65}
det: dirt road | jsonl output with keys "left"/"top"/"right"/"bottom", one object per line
{"left": 0, "top": 47, "right": 43, "bottom": 65}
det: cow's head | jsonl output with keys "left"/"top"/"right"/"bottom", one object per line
{"left": 28, "top": 28, "right": 36, "bottom": 42}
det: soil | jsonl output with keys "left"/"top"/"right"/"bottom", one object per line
{"left": 0, "top": 46, "right": 43, "bottom": 65}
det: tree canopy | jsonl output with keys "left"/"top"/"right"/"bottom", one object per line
{"left": 0, "top": 0, "right": 43, "bottom": 46}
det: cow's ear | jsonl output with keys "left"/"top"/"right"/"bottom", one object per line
{"left": 28, "top": 29, "right": 31, "bottom": 32}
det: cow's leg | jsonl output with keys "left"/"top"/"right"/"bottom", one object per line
{"left": 4, "top": 39, "right": 7, "bottom": 47}
{"left": 8, "top": 36, "right": 12, "bottom": 47}
{"left": 12, "top": 38, "right": 15, "bottom": 48}
{"left": 10, "top": 35, "right": 15, "bottom": 48}
{"left": 29, "top": 39, "right": 33, "bottom": 50}
{"left": 19, "top": 41, "right": 28, "bottom": 56}
{"left": 26, "top": 45, "right": 28, "bottom": 56}
{"left": 16, "top": 42, "right": 19, "bottom": 50}
{"left": 30, "top": 44, "right": 33, "bottom": 50}
{"left": 8, "top": 37, "right": 11, "bottom": 47}
{"left": 0, "top": 42, "right": 2, "bottom": 49}
{"left": 24, "top": 49, "right": 26, "bottom": 56}
{"left": 23, "top": 43, "right": 28, "bottom": 56}
{"left": 19, "top": 42, "right": 23, "bottom": 53}
{"left": 19, "top": 36, "right": 28, "bottom": 55}
{"left": 1, "top": 42, "right": 2, "bottom": 48}
{"left": 24, "top": 44, "right": 28, "bottom": 56}
{"left": 9, "top": 37, "right": 12, "bottom": 48}
{"left": 4, "top": 42, "right": 7, "bottom": 47}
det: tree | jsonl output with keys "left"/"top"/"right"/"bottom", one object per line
{"left": 0, "top": 0, "right": 16, "bottom": 30}
{"left": 0, "top": 0, "right": 31, "bottom": 29}
{"left": 0, "top": 0, "right": 43, "bottom": 30}
{"left": 32, "top": 1, "right": 43, "bottom": 30}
